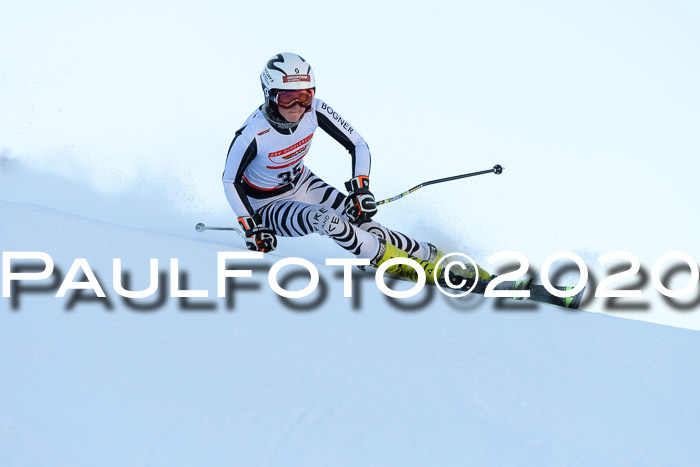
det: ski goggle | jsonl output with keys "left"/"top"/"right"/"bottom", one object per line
{"left": 274, "top": 89, "right": 315, "bottom": 109}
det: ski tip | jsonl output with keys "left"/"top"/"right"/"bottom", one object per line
{"left": 565, "top": 286, "right": 586, "bottom": 309}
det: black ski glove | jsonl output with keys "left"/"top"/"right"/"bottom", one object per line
{"left": 344, "top": 175, "right": 378, "bottom": 224}
{"left": 238, "top": 214, "right": 277, "bottom": 253}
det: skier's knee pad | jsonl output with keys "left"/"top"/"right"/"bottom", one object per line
{"left": 308, "top": 207, "right": 344, "bottom": 237}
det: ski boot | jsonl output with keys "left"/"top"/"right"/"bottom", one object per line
{"left": 426, "top": 243, "right": 493, "bottom": 282}
{"left": 371, "top": 240, "right": 444, "bottom": 284}
{"left": 371, "top": 240, "right": 492, "bottom": 286}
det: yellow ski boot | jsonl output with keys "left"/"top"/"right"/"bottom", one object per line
{"left": 371, "top": 240, "right": 493, "bottom": 286}
{"left": 371, "top": 240, "right": 444, "bottom": 285}
{"left": 425, "top": 243, "right": 493, "bottom": 281}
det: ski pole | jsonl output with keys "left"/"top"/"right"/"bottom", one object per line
{"left": 195, "top": 222, "right": 244, "bottom": 237}
{"left": 376, "top": 164, "right": 503, "bottom": 206}
{"left": 197, "top": 164, "right": 503, "bottom": 233}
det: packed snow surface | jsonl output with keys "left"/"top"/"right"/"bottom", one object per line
{"left": 2, "top": 165, "right": 700, "bottom": 467}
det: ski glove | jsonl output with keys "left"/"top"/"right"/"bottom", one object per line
{"left": 344, "top": 175, "right": 378, "bottom": 224}
{"left": 238, "top": 214, "right": 277, "bottom": 253}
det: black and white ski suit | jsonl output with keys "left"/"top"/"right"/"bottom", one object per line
{"left": 222, "top": 98, "right": 430, "bottom": 260}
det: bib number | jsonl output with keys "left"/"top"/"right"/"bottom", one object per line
{"left": 277, "top": 164, "right": 302, "bottom": 184}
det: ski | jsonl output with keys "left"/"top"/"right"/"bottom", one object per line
{"left": 448, "top": 277, "right": 585, "bottom": 309}
{"left": 365, "top": 267, "right": 585, "bottom": 309}
{"left": 529, "top": 284, "right": 585, "bottom": 309}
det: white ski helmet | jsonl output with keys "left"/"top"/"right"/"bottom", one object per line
{"left": 260, "top": 52, "right": 316, "bottom": 129}
{"left": 260, "top": 52, "right": 316, "bottom": 96}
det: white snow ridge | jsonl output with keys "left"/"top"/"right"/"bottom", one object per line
{"left": 2, "top": 162, "right": 700, "bottom": 467}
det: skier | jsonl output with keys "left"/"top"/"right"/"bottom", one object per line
{"left": 222, "top": 52, "right": 491, "bottom": 284}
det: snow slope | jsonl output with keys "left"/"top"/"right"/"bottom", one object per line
{"left": 2, "top": 171, "right": 700, "bottom": 466}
